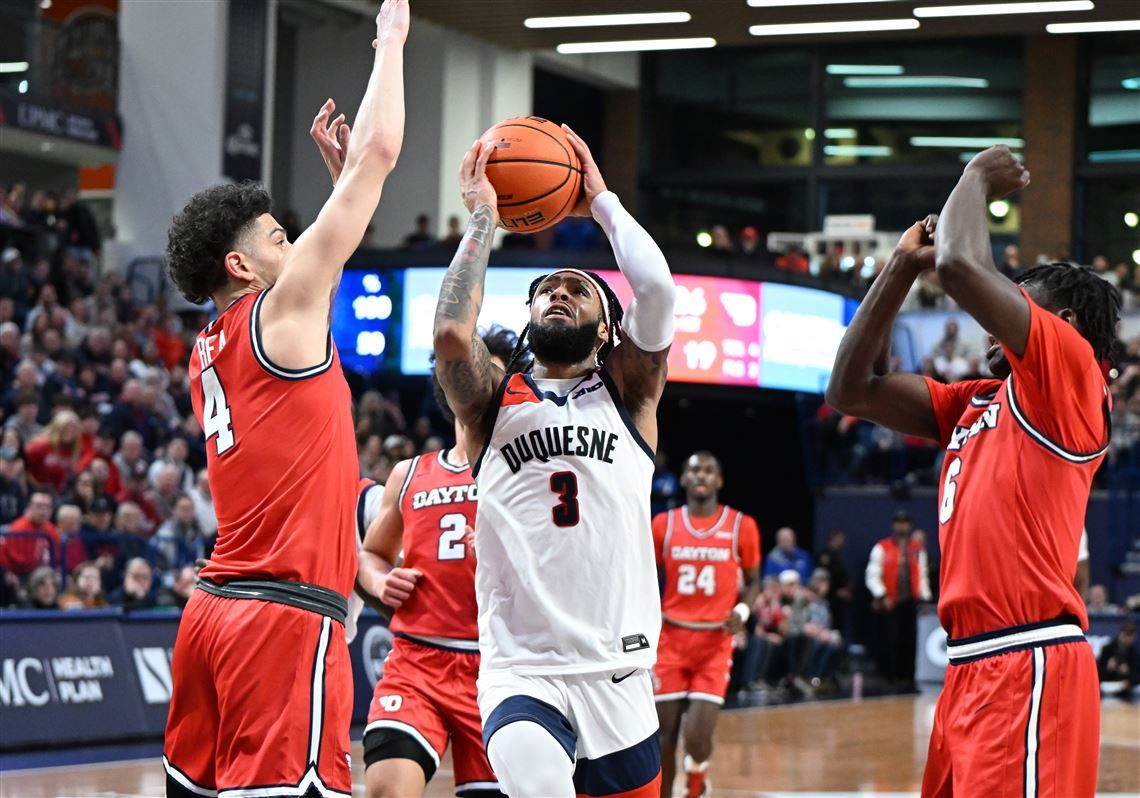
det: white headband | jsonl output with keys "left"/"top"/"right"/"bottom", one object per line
{"left": 545, "top": 269, "right": 614, "bottom": 334}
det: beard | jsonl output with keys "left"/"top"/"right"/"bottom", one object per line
{"left": 528, "top": 318, "right": 601, "bottom": 367}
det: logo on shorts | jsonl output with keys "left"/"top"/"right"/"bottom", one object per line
{"left": 621, "top": 634, "right": 650, "bottom": 653}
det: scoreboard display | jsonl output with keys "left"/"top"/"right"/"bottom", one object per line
{"left": 333, "top": 266, "right": 858, "bottom": 394}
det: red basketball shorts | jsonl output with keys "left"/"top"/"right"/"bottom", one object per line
{"left": 652, "top": 623, "right": 734, "bottom": 705}
{"left": 922, "top": 621, "right": 1099, "bottom": 798}
{"left": 364, "top": 635, "right": 498, "bottom": 794}
{"left": 164, "top": 589, "right": 353, "bottom": 797}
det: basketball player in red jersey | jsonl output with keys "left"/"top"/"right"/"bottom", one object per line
{"left": 652, "top": 452, "right": 760, "bottom": 798}
{"left": 160, "top": 3, "right": 407, "bottom": 796}
{"left": 829, "top": 146, "right": 1120, "bottom": 798}
{"left": 356, "top": 328, "right": 515, "bottom": 798}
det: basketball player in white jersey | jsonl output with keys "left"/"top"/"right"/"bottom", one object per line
{"left": 433, "top": 128, "right": 676, "bottom": 797}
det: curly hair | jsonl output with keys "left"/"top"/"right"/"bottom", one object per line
{"left": 430, "top": 325, "right": 519, "bottom": 425}
{"left": 165, "top": 182, "right": 271, "bottom": 304}
{"left": 505, "top": 270, "right": 625, "bottom": 374}
{"left": 1015, "top": 262, "right": 1121, "bottom": 364}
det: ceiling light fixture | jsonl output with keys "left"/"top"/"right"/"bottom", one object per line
{"left": 913, "top": 136, "right": 1025, "bottom": 147}
{"left": 0, "top": 62, "right": 30, "bottom": 74}
{"left": 914, "top": 1, "right": 1094, "bottom": 18}
{"left": 845, "top": 76, "right": 990, "bottom": 88}
{"left": 750, "top": 19, "right": 920, "bottom": 36}
{"left": 826, "top": 64, "right": 906, "bottom": 75}
{"left": 525, "top": 12, "right": 691, "bottom": 29}
{"left": 556, "top": 37, "right": 716, "bottom": 54}
{"left": 1088, "top": 149, "right": 1140, "bottom": 162}
{"left": 1046, "top": 19, "right": 1140, "bottom": 32}
{"left": 988, "top": 200, "right": 1012, "bottom": 218}
{"left": 748, "top": 0, "right": 895, "bottom": 6}
{"left": 824, "top": 145, "right": 893, "bottom": 157}
{"left": 960, "top": 151, "right": 1024, "bottom": 162}
{"left": 824, "top": 128, "right": 859, "bottom": 138}
{"left": 1122, "top": 76, "right": 1140, "bottom": 89}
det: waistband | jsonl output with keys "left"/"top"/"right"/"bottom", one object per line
{"left": 946, "top": 617, "right": 1086, "bottom": 664}
{"left": 662, "top": 614, "right": 729, "bottom": 632}
{"left": 396, "top": 631, "right": 480, "bottom": 653}
{"left": 198, "top": 578, "right": 348, "bottom": 625}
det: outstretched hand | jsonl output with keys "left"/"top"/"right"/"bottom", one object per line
{"left": 459, "top": 139, "right": 499, "bottom": 219}
{"left": 894, "top": 213, "right": 938, "bottom": 272}
{"left": 964, "top": 145, "right": 1030, "bottom": 200}
{"left": 562, "top": 124, "right": 608, "bottom": 217}
{"left": 310, "top": 98, "right": 351, "bottom": 185}
{"left": 373, "top": 0, "right": 410, "bottom": 48}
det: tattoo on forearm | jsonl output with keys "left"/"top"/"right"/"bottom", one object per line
{"left": 436, "top": 205, "right": 496, "bottom": 326}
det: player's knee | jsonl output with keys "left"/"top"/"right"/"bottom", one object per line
{"left": 684, "top": 731, "right": 714, "bottom": 763}
{"left": 487, "top": 721, "right": 575, "bottom": 798}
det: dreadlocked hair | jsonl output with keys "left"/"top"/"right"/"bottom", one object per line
{"left": 1014, "top": 262, "right": 1121, "bottom": 365}
{"left": 504, "top": 270, "right": 625, "bottom": 374}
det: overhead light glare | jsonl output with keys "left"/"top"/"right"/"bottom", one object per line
{"left": 988, "top": 200, "right": 1012, "bottom": 218}
{"left": 960, "top": 151, "right": 1024, "bottom": 162}
{"left": 1088, "top": 148, "right": 1140, "bottom": 162}
{"left": 1122, "top": 76, "right": 1140, "bottom": 89}
{"left": 18, "top": 80, "right": 28, "bottom": 94}
{"left": 750, "top": 19, "right": 920, "bottom": 36}
{"left": 525, "top": 12, "right": 691, "bottom": 29}
{"left": 845, "top": 76, "right": 990, "bottom": 88}
{"left": 912, "top": 136, "right": 1025, "bottom": 148}
{"left": 748, "top": 0, "right": 895, "bottom": 6}
{"left": 915, "top": 1, "right": 1094, "bottom": 18}
{"left": 697, "top": 231, "right": 713, "bottom": 248}
{"left": 826, "top": 64, "right": 905, "bottom": 75}
{"left": 824, "top": 145, "right": 893, "bottom": 157}
{"left": 0, "top": 61, "right": 30, "bottom": 74}
{"left": 824, "top": 128, "right": 858, "bottom": 138}
{"left": 1046, "top": 19, "right": 1140, "bottom": 33}
{"left": 556, "top": 37, "right": 716, "bottom": 54}
{"left": 1123, "top": 211, "right": 1138, "bottom": 228}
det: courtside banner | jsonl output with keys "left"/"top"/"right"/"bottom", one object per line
{"left": 0, "top": 608, "right": 389, "bottom": 749}
{"left": 0, "top": 610, "right": 148, "bottom": 749}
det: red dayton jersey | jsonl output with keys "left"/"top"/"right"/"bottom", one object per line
{"left": 189, "top": 291, "right": 358, "bottom": 597}
{"left": 390, "top": 449, "right": 479, "bottom": 642}
{"left": 653, "top": 506, "right": 761, "bottom": 626}
{"left": 926, "top": 291, "right": 1109, "bottom": 639}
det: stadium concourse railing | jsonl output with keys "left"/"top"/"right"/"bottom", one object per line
{"left": 0, "top": 530, "right": 200, "bottom": 588}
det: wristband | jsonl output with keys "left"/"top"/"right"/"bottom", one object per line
{"left": 732, "top": 602, "right": 750, "bottom": 623}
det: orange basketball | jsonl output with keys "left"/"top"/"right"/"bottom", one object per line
{"left": 482, "top": 117, "right": 582, "bottom": 234}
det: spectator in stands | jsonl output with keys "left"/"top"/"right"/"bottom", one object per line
{"left": 157, "top": 564, "right": 198, "bottom": 610}
{"left": 1087, "top": 584, "right": 1121, "bottom": 614}
{"left": 815, "top": 528, "right": 851, "bottom": 635}
{"left": 997, "top": 244, "right": 1021, "bottom": 278}
{"left": 107, "top": 379, "right": 164, "bottom": 451}
{"left": 775, "top": 245, "right": 809, "bottom": 273}
{"left": 190, "top": 469, "right": 217, "bottom": 542}
{"left": 0, "top": 321, "right": 21, "bottom": 374}
{"left": 800, "top": 568, "right": 843, "bottom": 692}
{"left": 58, "top": 561, "right": 107, "bottom": 610}
{"left": 744, "top": 575, "right": 787, "bottom": 691}
{"left": 1097, "top": 619, "right": 1138, "bottom": 696}
{"left": 59, "top": 188, "right": 101, "bottom": 260}
{"left": 739, "top": 226, "right": 762, "bottom": 259}
{"left": 22, "top": 565, "right": 60, "bottom": 610}
{"left": 0, "top": 491, "right": 60, "bottom": 578}
{"left": 709, "top": 225, "right": 734, "bottom": 258}
{"left": 441, "top": 214, "right": 463, "bottom": 248}
{"left": 148, "top": 436, "right": 194, "bottom": 493}
{"left": 762, "top": 527, "right": 813, "bottom": 584}
{"left": 402, "top": 213, "right": 435, "bottom": 250}
{"left": 54, "top": 504, "right": 86, "bottom": 572}
{"left": 108, "top": 556, "right": 156, "bottom": 611}
{"left": 117, "top": 460, "right": 160, "bottom": 535}
{"left": 156, "top": 494, "right": 204, "bottom": 566}
{"left": 111, "top": 430, "right": 146, "bottom": 478}
{"left": 24, "top": 409, "right": 82, "bottom": 493}
{"left": 866, "top": 511, "right": 931, "bottom": 688}
{"left": 0, "top": 433, "right": 28, "bottom": 525}
{"left": 422, "top": 435, "right": 444, "bottom": 453}
{"left": 147, "top": 463, "right": 183, "bottom": 519}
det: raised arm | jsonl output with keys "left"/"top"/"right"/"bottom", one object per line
{"left": 357, "top": 458, "right": 419, "bottom": 614}
{"left": 935, "top": 146, "right": 1031, "bottom": 356}
{"left": 260, "top": 0, "right": 407, "bottom": 369}
{"left": 562, "top": 126, "right": 675, "bottom": 450}
{"left": 826, "top": 217, "right": 942, "bottom": 440}
{"left": 432, "top": 142, "right": 505, "bottom": 456}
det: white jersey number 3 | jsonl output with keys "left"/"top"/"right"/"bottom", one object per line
{"left": 201, "top": 366, "right": 235, "bottom": 456}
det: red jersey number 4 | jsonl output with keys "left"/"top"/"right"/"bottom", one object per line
{"left": 201, "top": 366, "right": 235, "bottom": 456}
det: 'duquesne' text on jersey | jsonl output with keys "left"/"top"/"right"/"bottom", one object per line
{"left": 473, "top": 369, "right": 660, "bottom": 676}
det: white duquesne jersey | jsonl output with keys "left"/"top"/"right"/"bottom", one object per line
{"left": 472, "top": 369, "right": 660, "bottom": 675}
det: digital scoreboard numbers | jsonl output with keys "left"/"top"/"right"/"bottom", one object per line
{"left": 595, "top": 271, "right": 764, "bottom": 387}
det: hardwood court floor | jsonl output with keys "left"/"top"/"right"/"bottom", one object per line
{"left": 2, "top": 695, "right": 1137, "bottom": 797}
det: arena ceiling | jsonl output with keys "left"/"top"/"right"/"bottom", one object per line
{"left": 396, "top": 0, "right": 1139, "bottom": 49}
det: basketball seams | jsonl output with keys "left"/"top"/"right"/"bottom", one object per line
{"left": 489, "top": 162, "right": 576, "bottom": 209}
{"left": 490, "top": 121, "right": 577, "bottom": 169}
{"left": 485, "top": 118, "right": 583, "bottom": 230}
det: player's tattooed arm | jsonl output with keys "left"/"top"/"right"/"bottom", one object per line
{"left": 828, "top": 217, "right": 942, "bottom": 441}
{"left": 434, "top": 186, "right": 504, "bottom": 451}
